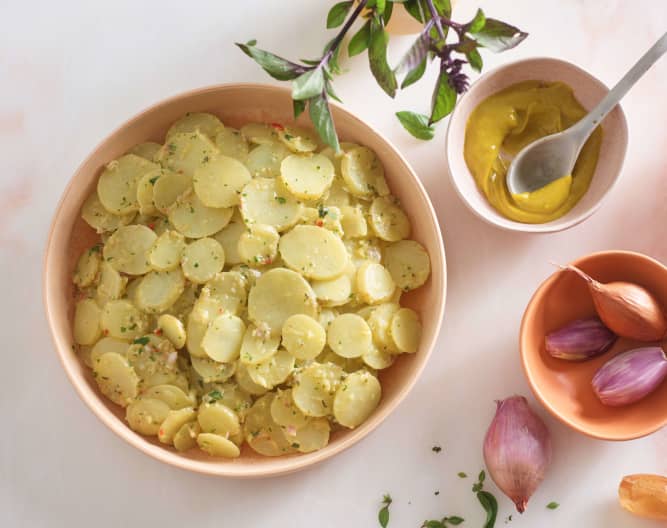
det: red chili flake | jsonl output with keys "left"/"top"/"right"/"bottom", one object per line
{"left": 270, "top": 122, "right": 285, "bottom": 131}
{"left": 147, "top": 223, "right": 155, "bottom": 231}
{"left": 315, "top": 219, "right": 324, "bottom": 227}
{"left": 102, "top": 329, "right": 109, "bottom": 336}
{"left": 158, "top": 428, "right": 164, "bottom": 437}
{"left": 154, "top": 328, "right": 163, "bottom": 336}
{"left": 264, "top": 257, "right": 273, "bottom": 265}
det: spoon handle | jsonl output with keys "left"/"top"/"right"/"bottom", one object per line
{"left": 572, "top": 32, "right": 667, "bottom": 143}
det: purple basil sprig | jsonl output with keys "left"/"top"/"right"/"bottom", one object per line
{"left": 237, "top": 0, "right": 527, "bottom": 148}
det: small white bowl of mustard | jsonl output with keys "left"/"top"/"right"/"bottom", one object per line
{"left": 445, "top": 57, "right": 628, "bottom": 233}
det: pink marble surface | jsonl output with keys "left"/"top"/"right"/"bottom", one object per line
{"left": 1, "top": 0, "right": 666, "bottom": 526}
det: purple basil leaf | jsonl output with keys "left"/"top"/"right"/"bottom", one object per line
{"left": 403, "top": 0, "right": 424, "bottom": 23}
{"left": 309, "top": 94, "right": 340, "bottom": 152}
{"left": 466, "top": 8, "right": 486, "bottom": 33}
{"left": 368, "top": 15, "right": 397, "bottom": 97}
{"left": 236, "top": 41, "right": 305, "bottom": 81}
{"left": 394, "top": 20, "right": 433, "bottom": 76}
{"left": 469, "top": 18, "right": 528, "bottom": 52}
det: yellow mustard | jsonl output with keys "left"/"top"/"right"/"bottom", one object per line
{"left": 463, "top": 81, "right": 602, "bottom": 223}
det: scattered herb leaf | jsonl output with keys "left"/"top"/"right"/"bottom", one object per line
{"left": 546, "top": 502, "right": 559, "bottom": 510}
{"left": 133, "top": 337, "right": 150, "bottom": 345}
{"left": 378, "top": 494, "right": 392, "bottom": 528}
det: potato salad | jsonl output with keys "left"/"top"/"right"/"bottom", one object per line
{"left": 72, "top": 112, "right": 431, "bottom": 458}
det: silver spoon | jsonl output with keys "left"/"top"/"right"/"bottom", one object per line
{"left": 507, "top": 32, "right": 667, "bottom": 195}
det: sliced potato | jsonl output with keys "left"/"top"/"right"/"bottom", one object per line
{"left": 383, "top": 239, "right": 431, "bottom": 291}
{"left": 279, "top": 225, "right": 348, "bottom": 280}
{"left": 168, "top": 193, "right": 233, "bottom": 239}
{"left": 367, "top": 303, "right": 400, "bottom": 353}
{"left": 279, "top": 153, "right": 334, "bottom": 200}
{"left": 157, "top": 314, "right": 187, "bottom": 349}
{"left": 149, "top": 230, "right": 186, "bottom": 271}
{"left": 340, "top": 146, "right": 389, "bottom": 199}
{"left": 173, "top": 421, "right": 201, "bottom": 451}
{"left": 270, "top": 389, "right": 309, "bottom": 430}
{"left": 193, "top": 155, "right": 251, "bottom": 208}
{"left": 213, "top": 221, "right": 244, "bottom": 265}
{"left": 247, "top": 268, "right": 318, "bottom": 334}
{"left": 245, "top": 142, "right": 291, "bottom": 178}
{"left": 198, "top": 402, "right": 240, "bottom": 435}
{"left": 128, "top": 141, "right": 162, "bottom": 161}
{"left": 281, "top": 314, "right": 326, "bottom": 360}
{"left": 97, "top": 154, "right": 159, "bottom": 214}
{"left": 240, "top": 122, "right": 279, "bottom": 145}
{"left": 362, "top": 344, "right": 394, "bottom": 370}
{"left": 156, "top": 131, "right": 218, "bottom": 176}
{"left": 190, "top": 355, "right": 236, "bottom": 383}
{"left": 283, "top": 417, "right": 330, "bottom": 453}
{"left": 356, "top": 261, "right": 395, "bottom": 304}
{"left": 215, "top": 127, "right": 249, "bottom": 162}
{"left": 333, "top": 370, "right": 381, "bottom": 428}
{"left": 292, "top": 362, "right": 344, "bottom": 417}
{"left": 158, "top": 407, "right": 197, "bottom": 444}
{"left": 390, "top": 307, "right": 422, "bottom": 353}
{"left": 143, "top": 384, "right": 194, "bottom": 410}
{"left": 235, "top": 362, "right": 269, "bottom": 396}
{"left": 135, "top": 269, "right": 185, "bottom": 313}
{"left": 204, "top": 271, "right": 247, "bottom": 316}
{"left": 340, "top": 205, "right": 368, "bottom": 238}
{"left": 244, "top": 393, "right": 295, "bottom": 456}
{"left": 239, "top": 325, "right": 280, "bottom": 364}
{"left": 73, "top": 299, "right": 102, "bottom": 345}
{"left": 327, "top": 313, "right": 373, "bottom": 359}
{"left": 181, "top": 237, "right": 225, "bottom": 284}
{"left": 81, "top": 192, "right": 135, "bottom": 233}
{"left": 73, "top": 247, "right": 101, "bottom": 288}
{"left": 201, "top": 313, "right": 245, "bottom": 362}
{"left": 101, "top": 299, "right": 147, "bottom": 339}
{"left": 277, "top": 125, "right": 319, "bottom": 153}
{"left": 94, "top": 352, "right": 139, "bottom": 407}
{"left": 324, "top": 177, "right": 351, "bottom": 207}
{"left": 126, "top": 397, "right": 171, "bottom": 435}
{"left": 238, "top": 224, "right": 279, "bottom": 266}
{"left": 246, "top": 348, "right": 295, "bottom": 389}
{"left": 90, "top": 336, "right": 129, "bottom": 365}
{"left": 103, "top": 224, "right": 157, "bottom": 275}
{"left": 311, "top": 273, "right": 352, "bottom": 307}
{"left": 369, "top": 196, "right": 410, "bottom": 241}
{"left": 197, "top": 432, "right": 240, "bottom": 458}
{"left": 136, "top": 169, "right": 160, "bottom": 215}
{"left": 239, "top": 178, "right": 302, "bottom": 231}
{"left": 166, "top": 112, "right": 224, "bottom": 141}
{"left": 152, "top": 170, "right": 191, "bottom": 214}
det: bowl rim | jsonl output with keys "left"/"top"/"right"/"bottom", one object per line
{"left": 445, "top": 56, "right": 629, "bottom": 234}
{"left": 42, "top": 82, "right": 447, "bottom": 477}
{"left": 519, "top": 249, "right": 667, "bottom": 441}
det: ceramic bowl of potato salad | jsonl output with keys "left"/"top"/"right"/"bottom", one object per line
{"left": 44, "top": 84, "right": 445, "bottom": 476}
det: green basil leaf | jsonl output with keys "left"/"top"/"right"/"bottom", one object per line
{"left": 403, "top": 0, "right": 424, "bottom": 22}
{"left": 292, "top": 68, "right": 325, "bottom": 100}
{"left": 375, "top": 0, "right": 386, "bottom": 15}
{"left": 477, "top": 491, "right": 498, "bottom": 528}
{"left": 467, "top": 8, "right": 486, "bottom": 32}
{"left": 369, "top": 16, "right": 397, "bottom": 97}
{"left": 546, "top": 502, "right": 560, "bottom": 510}
{"left": 430, "top": 71, "right": 456, "bottom": 123}
{"left": 378, "top": 505, "right": 390, "bottom": 528}
{"left": 401, "top": 57, "right": 426, "bottom": 89}
{"left": 478, "top": 470, "right": 486, "bottom": 483}
{"left": 466, "top": 47, "right": 483, "bottom": 72}
{"left": 293, "top": 99, "right": 306, "bottom": 119}
{"left": 236, "top": 41, "right": 304, "bottom": 81}
{"left": 422, "top": 521, "right": 444, "bottom": 528}
{"left": 445, "top": 516, "right": 465, "bottom": 525}
{"left": 394, "top": 21, "right": 432, "bottom": 75}
{"left": 348, "top": 21, "right": 371, "bottom": 57}
{"left": 309, "top": 94, "right": 340, "bottom": 151}
{"left": 382, "top": 1, "right": 393, "bottom": 25}
{"left": 396, "top": 111, "right": 434, "bottom": 140}
{"left": 469, "top": 18, "right": 528, "bottom": 52}
{"left": 325, "top": 81, "right": 343, "bottom": 103}
{"left": 431, "top": 0, "right": 451, "bottom": 17}
{"left": 326, "top": 1, "right": 354, "bottom": 29}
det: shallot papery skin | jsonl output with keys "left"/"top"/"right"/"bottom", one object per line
{"left": 592, "top": 347, "right": 667, "bottom": 406}
{"left": 545, "top": 317, "right": 616, "bottom": 361}
{"left": 483, "top": 396, "right": 552, "bottom": 513}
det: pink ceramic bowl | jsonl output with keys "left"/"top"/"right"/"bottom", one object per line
{"left": 446, "top": 57, "right": 628, "bottom": 233}
{"left": 43, "top": 84, "right": 446, "bottom": 477}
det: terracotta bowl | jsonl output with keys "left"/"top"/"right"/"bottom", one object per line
{"left": 521, "top": 251, "right": 667, "bottom": 440}
{"left": 446, "top": 57, "right": 629, "bottom": 233}
{"left": 43, "top": 84, "right": 446, "bottom": 477}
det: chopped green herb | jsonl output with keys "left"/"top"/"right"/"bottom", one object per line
{"left": 133, "top": 337, "right": 150, "bottom": 345}
{"left": 318, "top": 203, "right": 329, "bottom": 218}
{"left": 149, "top": 175, "right": 160, "bottom": 185}
{"left": 167, "top": 143, "right": 176, "bottom": 153}
{"left": 120, "top": 326, "right": 127, "bottom": 333}
{"left": 457, "top": 472, "right": 467, "bottom": 478}
{"left": 284, "top": 133, "right": 294, "bottom": 140}
{"left": 275, "top": 196, "right": 287, "bottom": 204}
{"left": 546, "top": 502, "right": 559, "bottom": 510}
{"left": 378, "top": 494, "right": 392, "bottom": 528}
{"left": 291, "top": 442, "right": 300, "bottom": 448}
{"left": 207, "top": 390, "right": 223, "bottom": 401}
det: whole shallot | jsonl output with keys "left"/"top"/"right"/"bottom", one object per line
{"left": 483, "top": 396, "right": 552, "bottom": 513}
